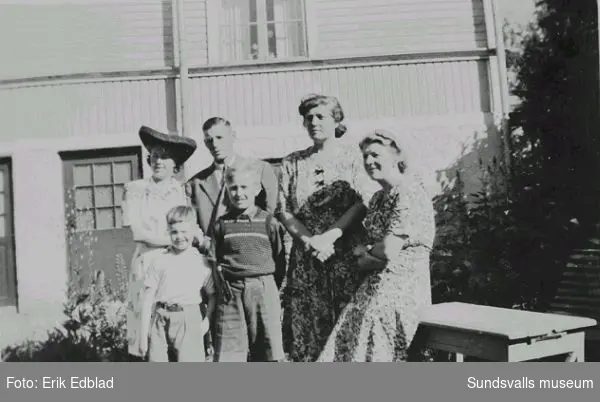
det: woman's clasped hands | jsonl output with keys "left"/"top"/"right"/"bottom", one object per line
{"left": 303, "top": 229, "right": 342, "bottom": 263}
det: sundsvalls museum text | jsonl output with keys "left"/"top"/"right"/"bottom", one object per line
{"left": 467, "top": 377, "right": 594, "bottom": 389}
{"left": 6, "top": 376, "right": 114, "bottom": 389}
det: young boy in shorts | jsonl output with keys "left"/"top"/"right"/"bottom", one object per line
{"left": 139, "top": 205, "right": 216, "bottom": 362}
{"left": 210, "top": 161, "right": 287, "bottom": 362}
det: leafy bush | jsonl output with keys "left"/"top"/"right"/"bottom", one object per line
{"left": 1, "top": 263, "right": 129, "bottom": 362}
{"left": 429, "top": 0, "right": 599, "bottom": 313}
{"left": 433, "top": 157, "right": 539, "bottom": 310}
{"left": 1, "top": 190, "right": 130, "bottom": 362}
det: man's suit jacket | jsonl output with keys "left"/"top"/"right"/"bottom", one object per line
{"left": 186, "top": 155, "right": 279, "bottom": 237}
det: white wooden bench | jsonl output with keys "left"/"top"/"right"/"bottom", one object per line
{"left": 419, "top": 302, "right": 597, "bottom": 362}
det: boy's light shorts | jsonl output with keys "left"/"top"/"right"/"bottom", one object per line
{"left": 149, "top": 304, "right": 206, "bottom": 362}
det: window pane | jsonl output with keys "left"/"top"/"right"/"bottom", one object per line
{"left": 249, "top": 0, "right": 257, "bottom": 22}
{"left": 271, "top": 21, "right": 306, "bottom": 58}
{"left": 94, "top": 186, "right": 113, "bottom": 208}
{"left": 0, "top": 216, "right": 5, "bottom": 237}
{"left": 113, "top": 162, "right": 132, "bottom": 184}
{"left": 114, "top": 185, "right": 124, "bottom": 206}
{"left": 76, "top": 210, "right": 95, "bottom": 231}
{"left": 271, "top": 0, "right": 304, "bottom": 21}
{"left": 220, "top": 25, "right": 256, "bottom": 62}
{"left": 0, "top": 196, "right": 4, "bottom": 215}
{"left": 73, "top": 165, "right": 93, "bottom": 186}
{"left": 0, "top": 170, "right": 4, "bottom": 190}
{"left": 222, "top": 0, "right": 254, "bottom": 23}
{"left": 220, "top": 0, "right": 259, "bottom": 61}
{"left": 96, "top": 208, "right": 115, "bottom": 230}
{"left": 93, "top": 164, "right": 112, "bottom": 185}
{"left": 75, "top": 188, "right": 94, "bottom": 209}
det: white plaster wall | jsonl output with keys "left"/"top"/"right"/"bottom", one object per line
{"left": 0, "top": 133, "right": 141, "bottom": 315}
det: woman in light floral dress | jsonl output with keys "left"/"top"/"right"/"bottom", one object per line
{"left": 276, "top": 94, "right": 377, "bottom": 362}
{"left": 122, "top": 126, "right": 197, "bottom": 360}
{"left": 318, "top": 129, "right": 435, "bottom": 362}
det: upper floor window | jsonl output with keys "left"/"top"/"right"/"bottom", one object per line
{"left": 216, "top": 0, "right": 307, "bottom": 64}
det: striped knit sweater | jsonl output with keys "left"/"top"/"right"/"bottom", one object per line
{"left": 213, "top": 206, "right": 286, "bottom": 283}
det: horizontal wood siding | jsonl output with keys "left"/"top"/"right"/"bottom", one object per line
{"left": 1, "top": 1, "right": 175, "bottom": 80}
{"left": 315, "top": 0, "right": 488, "bottom": 58}
{"left": 0, "top": 79, "right": 177, "bottom": 141}
{"left": 188, "top": 59, "right": 490, "bottom": 128}
{"left": 182, "top": 0, "right": 209, "bottom": 66}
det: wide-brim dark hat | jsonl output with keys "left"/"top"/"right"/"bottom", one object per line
{"left": 139, "top": 125, "right": 197, "bottom": 165}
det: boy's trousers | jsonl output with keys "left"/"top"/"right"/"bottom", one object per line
{"left": 213, "top": 274, "right": 284, "bottom": 362}
{"left": 149, "top": 303, "right": 206, "bottom": 362}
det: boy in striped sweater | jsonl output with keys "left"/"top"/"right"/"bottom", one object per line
{"left": 210, "top": 161, "right": 287, "bottom": 362}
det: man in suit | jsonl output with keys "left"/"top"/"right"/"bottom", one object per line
{"left": 186, "top": 117, "right": 280, "bottom": 360}
{"left": 186, "top": 116, "right": 279, "bottom": 240}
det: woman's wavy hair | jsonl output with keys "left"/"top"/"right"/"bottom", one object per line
{"left": 146, "top": 145, "right": 182, "bottom": 174}
{"left": 298, "top": 94, "right": 347, "bottom": 138}
{"left": 359, "top": 129, "right": 408, "bottom": 174}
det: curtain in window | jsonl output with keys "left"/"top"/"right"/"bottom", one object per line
{"left": 219, "top": 0, "right": 254, "bottom": 62}
{"left": 271, "top": 0, "right": 305, "bottom": 59}
{"left": 218, "top": 0, "right": 305, "bottom": 62}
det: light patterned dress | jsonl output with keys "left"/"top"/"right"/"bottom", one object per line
{"left": 277, "top": 141, "right": 378, "bottom": 362}
{"left": 122, "top": 177, "right": 189, "bottom": 357}
{"left": 317, "top": 174, "right": 435, "bottom": 362}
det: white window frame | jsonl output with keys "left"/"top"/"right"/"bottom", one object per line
{"left": 207, "top": 0, "right": 315, "bottom": 66}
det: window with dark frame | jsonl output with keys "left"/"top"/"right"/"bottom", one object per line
{"left": 0, "top": 159, "right": 17, "bottom": 307}
{"left": 62, "top": 149, "right": 142, "bottom": 233}
{"left": 70, "top": 161, "right": 134, "bottom": 231}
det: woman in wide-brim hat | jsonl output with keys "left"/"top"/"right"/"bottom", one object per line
{"left": 122, "top": 126, "right": 197, "bottom": 360}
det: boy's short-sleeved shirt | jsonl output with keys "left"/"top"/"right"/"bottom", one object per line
{"left": 144, "top": 247, "right": 214, "bottom": 305}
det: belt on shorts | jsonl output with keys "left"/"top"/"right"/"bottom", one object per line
{"left": 155, "top": 302, "right": 195, "bottom": 312}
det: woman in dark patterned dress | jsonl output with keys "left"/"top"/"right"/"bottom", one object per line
{"left": 276, "top": 94, "right": 377, "bottom": 362}
{"left": 318, "top": 129, "right": 435, "bottom": 362}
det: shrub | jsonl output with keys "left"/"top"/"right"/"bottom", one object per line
{"left": 1, "top": 190, "right": 130, "bottom": 362}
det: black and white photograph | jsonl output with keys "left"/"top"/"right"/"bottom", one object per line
{"left": 1, "top": 0, "right": 599, "bottom": 363}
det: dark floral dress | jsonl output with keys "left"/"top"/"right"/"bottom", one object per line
{"left": 317, "top": 174, "right": 435, "bottom": 362}
{"left": 277, "top": 142, "right": 378, "bottom": 362}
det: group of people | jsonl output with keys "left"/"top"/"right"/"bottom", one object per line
{"left": 122, "top": 94, "right": 436, "bottom": 362}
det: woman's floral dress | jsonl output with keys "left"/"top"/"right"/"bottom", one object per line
{"left": 122, "top": 177, "right": 188, "bottom": 357}
{"left": 317, "top": 174, "right": 435, "bottom": 362}
{"left": 277, "top": 142, "right": 378, "bottom": 362}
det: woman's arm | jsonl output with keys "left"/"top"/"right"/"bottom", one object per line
{"left": 321, "top": 202, "right": 367, "bottom": 242}
{"left": 357, "top": 183, "right": 431, "bottom": 272}
{"left": 368, "top": 235, "right": 408, "bottom": 261}
{"left": 356, "top": 252, "right": 387, "bottom": 272}
{"left": 122, "top": 182, "right": 172, "bottom": 247}
{"left": 275, "top": 158, "right": 313, "bottom": 248}
{"left": 278, "top": 213, "right": 313, "bottom": 245}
